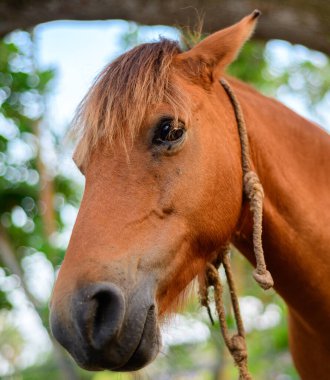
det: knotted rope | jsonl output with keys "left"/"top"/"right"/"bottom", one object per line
{"left": 198, "top": 79, "right": 274, "bottom": 379}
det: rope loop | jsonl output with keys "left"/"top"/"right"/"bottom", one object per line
{"left": 243, "top": 171, "right": 274, "bottom": 290}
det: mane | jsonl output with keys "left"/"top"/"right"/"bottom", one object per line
{"left": 72, "top": 39, "right": 188, "bottom": 166}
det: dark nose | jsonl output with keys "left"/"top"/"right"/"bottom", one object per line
{"left": 51, "top": 282, "right": 125, "bottom": 358}
{"left": 75, "top": 283, "right": 125, "bottom": 350}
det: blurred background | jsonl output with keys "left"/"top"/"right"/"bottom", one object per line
{"left": 0, "top": 2, "right": 330, "bottom": 379}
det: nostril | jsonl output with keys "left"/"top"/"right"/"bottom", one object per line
{"left": 75, "top": 283, "right": 125, "bottom": 351}
{"left": 91, "top": 288, "right": 124, "bottom": 349}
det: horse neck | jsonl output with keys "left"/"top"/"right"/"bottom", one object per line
{"left": 228, "top": 78, "right": 330, "bottom": 330}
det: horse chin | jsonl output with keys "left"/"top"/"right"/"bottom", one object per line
{"left": 112, "top": 306, "right": 161, "bottom": 371}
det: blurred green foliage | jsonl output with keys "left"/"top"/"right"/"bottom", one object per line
{"left": 0, "top": 31, "right": 85, "bottom": 379}
{"left": 0, "top": 22, "right": 329, "bottom": 380}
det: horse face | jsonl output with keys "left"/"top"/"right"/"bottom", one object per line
{"left": 50, "top": 12, "right": 259, "bottom": 371}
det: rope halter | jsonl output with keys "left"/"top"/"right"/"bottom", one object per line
{"left": 199, "top": 79, "right": 274, "bottom": 380}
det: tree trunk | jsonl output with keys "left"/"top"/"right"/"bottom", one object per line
{"left": 1, "top": 0, "right": 330, "bottom": 55}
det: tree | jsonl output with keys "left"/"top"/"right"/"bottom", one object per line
{"left": 1, "top": 0, "right": 330, "bottom": 55}
{"left": 0, "top": 31, "right": 82, "bottom": 379}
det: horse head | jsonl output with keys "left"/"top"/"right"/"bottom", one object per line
{"left": 50, "top": 11, "right": 260, "bottom": 371}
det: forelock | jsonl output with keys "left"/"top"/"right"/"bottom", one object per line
{"left": 72, "top": 39, "right": 188, "bottom": 167}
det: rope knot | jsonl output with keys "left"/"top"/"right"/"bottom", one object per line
{"left": 253, "top": 268, "right": 274, "bottom": 290}
{"left": 244, "top": 171, "right": 264, "bottom": 200}
{"left": 229, "top": 334, "right": 247, "bottom": 363}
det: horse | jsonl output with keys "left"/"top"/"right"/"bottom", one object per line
{"left": 50, "top": 11, "right": 330, "bottom": 379}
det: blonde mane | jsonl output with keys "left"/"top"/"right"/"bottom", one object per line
{"left": 72, "top": 39, "right": 188, "bottom": 166}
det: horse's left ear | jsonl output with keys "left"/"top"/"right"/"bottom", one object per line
{"left": 176, "top": 10, "right": 261, "bottom": 83}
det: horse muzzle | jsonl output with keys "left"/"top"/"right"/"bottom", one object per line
{"left": 50, "top": 282, "right": 160, "bottom": 371}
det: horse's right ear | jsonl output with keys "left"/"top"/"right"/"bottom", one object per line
{"left": 176, "top": 10, "right": 261, "bottom": 84}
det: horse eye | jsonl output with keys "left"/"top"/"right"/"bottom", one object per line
{"left": 153, "top": 119, "right": 185, "bottom": 145}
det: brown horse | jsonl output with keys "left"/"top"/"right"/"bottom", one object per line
{"left": 50, "top": 11, "right": 330, "bottom": 379}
